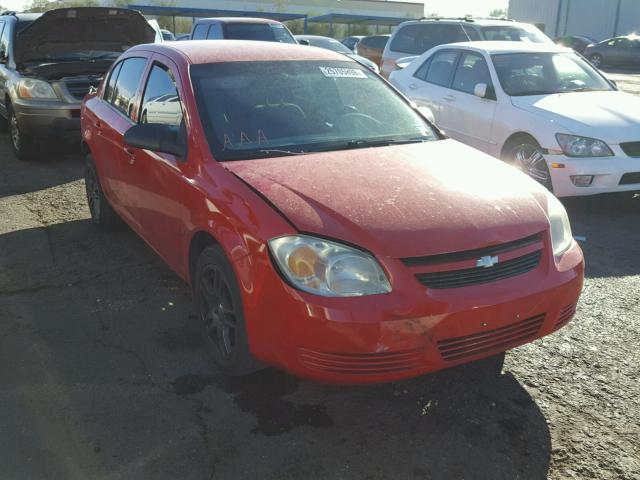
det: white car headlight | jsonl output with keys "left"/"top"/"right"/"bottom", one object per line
{"left": 17, "top": 79, "right": 58, "bottom": 101}
{"left": 269, "top": 235, "right": 391, "bottom": 297}
{"left": 546, "top": 193, "right": 573, "bottom": 256}
{"left": 556, "top": 133, "right": 613, "bottom": 157}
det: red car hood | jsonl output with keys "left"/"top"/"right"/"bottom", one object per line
{"left": 224, "top": 139, "right": 551, "bottom": 259}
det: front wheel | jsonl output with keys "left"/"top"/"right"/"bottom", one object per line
{"left": 588, "top": 53, "right": 603, "bottom": 69}
{"left": 8, "top": 107, "right": 37, "bottom": 161}
{"left": 194, "top": 245, "right": 262, "bottom": 376}
{"left": 506, "top": 140, "right": 553, "bottom": 192}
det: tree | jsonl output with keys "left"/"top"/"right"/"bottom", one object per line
{"left": 489, "top": 8, "right": 508, "bottom": 18}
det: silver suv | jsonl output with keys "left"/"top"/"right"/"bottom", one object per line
{"left": 0, "top": 8, "right": 154, "bottom": 160}
{"left": 380, "top": 18, "right": 551, "bottom": 78}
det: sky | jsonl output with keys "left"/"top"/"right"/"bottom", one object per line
{"left": 1, "top": 0, "right": 511, "bottom": 17}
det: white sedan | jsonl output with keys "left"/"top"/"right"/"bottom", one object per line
{"left": 390, "top": 41, "right": 640, "bottom": 197}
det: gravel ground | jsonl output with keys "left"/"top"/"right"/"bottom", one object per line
{"left": 1, "top": 75, "right": 639, "bottom": 479}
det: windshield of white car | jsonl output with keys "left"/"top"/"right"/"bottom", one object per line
{"left": 224, "top": 23, "right": 296, "bottom": 44}
{"left": 492, "top": 52, "right": 613, "bottom": 96}
{"left": 482, "top": 25, "right": 550, "bottom": 44}
{"left": 191, "top": 61, "right": 438, "bottom": 161}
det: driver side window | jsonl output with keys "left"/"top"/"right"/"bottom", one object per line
{"left": 139, "top": 63, "right": 183, "bottom": 127}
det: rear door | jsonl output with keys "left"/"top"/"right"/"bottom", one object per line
{"left": 442, "top": 50, "right": 497, "bottom": 153}
{"left": 93, "top": 56, "right": 148, "bottom": 227}
{"left": 126, "top": 55, "right": 187, "bottom": 271}
{"left": 0, "top": 20, "right": 9, "bottom": 120}
{"left": 408, "top": 50, "right": 459, "bottom": 132}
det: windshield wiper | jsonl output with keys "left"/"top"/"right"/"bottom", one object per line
{"left": 256, "top": 148, "right": 307, "bottom": 156}
{"left": 310, "top": 137, "right": 429, "bottom": 153}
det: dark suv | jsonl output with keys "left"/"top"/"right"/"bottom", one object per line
{"left": 0, "top": 8, "right": 154, "bottom": 159}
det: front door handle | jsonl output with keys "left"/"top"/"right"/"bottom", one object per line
{"left": 408, "top": 83, "right": 418, "bottom": 90}
{"left": 124, "top": 147, "right": 136, "bottom": 164}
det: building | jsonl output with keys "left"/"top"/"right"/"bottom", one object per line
{"left": 127, "top": 0, "right": 425, "bottom": 34}
{"left": 509, "top": 0, "right": 640, "bottom": 41}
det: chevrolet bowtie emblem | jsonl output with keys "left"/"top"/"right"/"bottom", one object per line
{"left": 476, "top": 255, "right": 499, "bottom": 268}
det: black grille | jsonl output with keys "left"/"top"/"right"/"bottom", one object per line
{"left": 65, "top": 79, "right": 101, "bottom": 100}
{"left": 437, "top": 313, "right": 545, "bottom": 361}
{"left": 416, "top": 250, "right": 541, "bottom": 289}
{"left": 555, "top": 303, "right": 577, "bottom": 329}
{"left": 619, "top": 172, "right": 640, "bottom": 185}
{"left": 620, "top": 142, "right": 640, "bottom": 157}
{"left": 402, "top": 232, "right": 542, "bottom": 267}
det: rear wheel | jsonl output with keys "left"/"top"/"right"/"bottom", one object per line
{"left": 588, "top": 53, "right": 603, "bottom": 69}
{"left": 9, "top": 107, "right": 37, "bottom": 161}
{"left": 504, "top": 136, "right": 553, "bottom": 192}
{"left": 84, "top": 154, "right": 122, "bottom": 231}
{"left": 194, "top": 245, "right": 262, "bottom": 376}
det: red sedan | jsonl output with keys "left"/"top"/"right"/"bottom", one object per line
{"left": 81, "top": 41, "right": 584, "bottom": 384}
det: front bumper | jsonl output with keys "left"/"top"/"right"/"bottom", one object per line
{"left": 546, "top": 150, "right": 640, "bottom": 197}
{"left": 12, "top": 98, "right": 81, "bottom": 142}
{"left": 241, "top": 239, "right": 584, "bottom": 384}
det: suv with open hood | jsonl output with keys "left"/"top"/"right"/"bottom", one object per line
{"left": 0, "top": 8, "right": 155, "bottom": 159}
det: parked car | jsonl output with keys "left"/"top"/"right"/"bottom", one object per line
{"left": 189, "top": 17, "right": 296, "bottom": 43}
{"left": 390, "top": 41, "right": 640, "bottom": 197}
{"left": 554, "top": 35, "right": 596, "bottom": 54}
{"left": 583, "top": 36, "right": 640, "bottom": 68}
{"left": 341, "top": 35, "right": 365, "bottom": 52}
{"left": 175, "top": 33, "right": 189, "bottom": 41}
{"left": 81, "top": 41, "right": 583, "bottom": 384}
{"left": 381, "top": 18, "right": 552, "bottom": 78}
{"left": 161, "top": 28, "right": 175, "bottom": 41}
{"left": 355, "top": 34, "right": 389, "bottom": 67}
{"left": 0, "top": 8, "right": 155, "bottom": 159}
{"left": 147, "top": 18, "right": 164, "bottom": 43}
{"left": 295, "top": 34, "right": 379, "bottom": 72}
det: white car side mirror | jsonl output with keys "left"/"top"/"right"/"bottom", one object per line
{"left": 474, "top": 83, "right": 488, "bottom": 98}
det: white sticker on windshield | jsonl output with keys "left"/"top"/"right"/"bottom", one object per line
{"left": 319, "top": 67, "right": 367, "bottom": 79}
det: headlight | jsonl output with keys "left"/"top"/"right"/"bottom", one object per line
{"left": 17, "top": 79, "right": 58, "bottom": 100}
{"left": 546, "top": 193, "right": 573, "bottom": 256}
{"left": 269, "top": 235, "right": 391, "bottom": 297}
{"left": 555, "top": 133, "right": 613, "bottom": 157}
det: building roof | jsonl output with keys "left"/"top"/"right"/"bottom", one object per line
{"left": 127, "top": 4, "right": 306, "bottom": 22}
{"left": 307, "top": 12, "right": 416, "bottom": 26}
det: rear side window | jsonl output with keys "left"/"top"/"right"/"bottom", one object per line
{"left": 139, "top": 63, "right": 183, "bottom": 127}
{"left": 425, "top": 51, "right": 458, "bottom": 87}
{"left": 206, "top": 23, "right": 222, "bottom": 39}
{"left": 192, "top": 23, "right": 208, "bottom": 40}
{"left": 390, "top": 24, "right": 468, "bottom": 55}
{"left": 104, "top": 61, "right": 123, "bottom": 103}
{"left": 108, "top": 57, "right": 147, "bottom": 119}
{"left": 413, "top": 57, "right": 432, "bottom": 81}
{"left": 451, "top": 52, "right": 493, "bottom": 94}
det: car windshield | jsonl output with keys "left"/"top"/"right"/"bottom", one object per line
{"left": 305, "top": 38, "right": 353, "bottom": 54}
{"left": 482, "top": 25, "right": 550, "bottom": 43}
{"left": 492, "top": 52, "right": 613, "bottom": 96}
{"left": 191, "top": 60, "right": 437, "bottom": 161}
{"left": 224, "top": 23, "right": 296, "bottom": 43}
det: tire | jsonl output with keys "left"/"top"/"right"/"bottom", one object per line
{"left": 84, "top": 154, "right": 122, "bottom": 231}
{"left": 8, "top": 106, "right": 37, "bottom": 161}
{"left": 194, "top": 245, "right": 262, "bottom": 376}
{"left": 504, "top": 136, "right": 553, "bottom": 192}
{"left": 588, "top": 53, "right": 603, "bottom": 69}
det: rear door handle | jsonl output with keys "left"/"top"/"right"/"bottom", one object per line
{"left": 443, "top": 94, "right": 457, "bottom": 102}
{"left": 408, "top": 83, "right": 418, "bottom": 90}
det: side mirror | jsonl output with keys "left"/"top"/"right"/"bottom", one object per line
{"left": 0, "top": 50, "right": 7, "bottom": 64}
{"left": 474, "top": 83, "right": 488, "bottom": 98}
{"left": 124, "top": 123, "right": 186, "bottom": 159}
{"left": 297, "top": 39, "right": 310, "bottom": 46}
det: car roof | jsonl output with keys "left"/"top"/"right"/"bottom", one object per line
{"left": 398, "top": 18, "right": 535, "bottom": 28}
{"left": 129, "top": 40, "right": 349, "bottom": 64}
{"left": 195, "top": 17, "right": 282, "bottom": 24}
{"left": 1, "top": 12, "right": 41, "bottom": 22}
{"left": 296, "top": 35, "right": 338, "bottom": 41}
{"left": 437, "top": 41, "right": 571, "bottom": 54}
